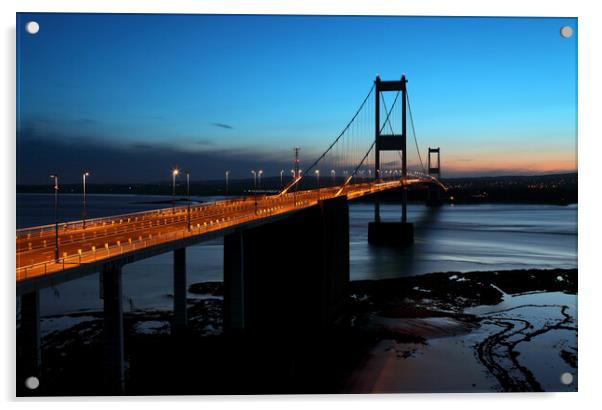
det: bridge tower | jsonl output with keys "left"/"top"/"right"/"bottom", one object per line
{"left": 368, "top": 74, "right": 414, "bottom": 246}
{"left": 426, "top": 147, "right": 443, "bottom": 206}
{"left": 428, "top": 147, "right": 441, "bottom": 177}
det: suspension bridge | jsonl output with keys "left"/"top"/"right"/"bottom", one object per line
{"left": 16, "top": 75, "right": 447, "bottom": 393}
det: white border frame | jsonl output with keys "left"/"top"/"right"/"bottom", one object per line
{"left": 3, "top": 1, "right": 600, "bottom": 408}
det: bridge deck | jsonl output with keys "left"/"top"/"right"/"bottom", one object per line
{"left": 16, "top": 177, "right": 437, "bottom": 290}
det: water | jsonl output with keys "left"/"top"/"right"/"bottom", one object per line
{"left": 350, "top": 202, "right": 577, "bottom": 280}
{"left": 16, "top": 194, "right": 577, "bottom": 321}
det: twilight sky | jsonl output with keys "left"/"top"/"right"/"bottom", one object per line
{"left": 17, "top": 14, "right": 577, "bottom": 184}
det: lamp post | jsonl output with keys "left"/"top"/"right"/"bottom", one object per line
{"left": 258, "top": 170, "right": 263, "bottom": 189}
{"left": 280, "top": 170, "right": 284, "bottom": 188}
{"left": 172, "top": 168, "right": 179, "bottom": 214}
{"left": 82, "top": 171, "right": 90, "bottom": 228}
{"left": 186, "top": 171, "right": 191, "bottom": 231}
{"left": 315, "top": 169, "right": 320, "bottom": 187}
{"left": 331, "top": 169, "right": 336, "bottom": 186}
{"left": 50, "top": 174, "right": 59, "bottom": 262}
{"left": 225, "top": 170, "right": 230, "bottom": 194}
{"left": 251, "top": 170, "right": 256, "bottom": 189}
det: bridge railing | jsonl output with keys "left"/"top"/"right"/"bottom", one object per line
{"left": 15, "top": 193, "right": 315, "bottom": 282}
{"left": 18, "top": 174, "right": 443, "bottom": 241}
{"left": 16, "top": 177, "right": 446, "bottom": 281}
{"left": 15, "top": 196, "right": 250, "bottom": 239}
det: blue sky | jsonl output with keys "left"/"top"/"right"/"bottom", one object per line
{"left": 17, "top": 14, "right": 577, "bottom": 183}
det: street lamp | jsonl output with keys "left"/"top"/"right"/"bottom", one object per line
{"left": 82, "top": 171, "right": 90, "bottom": 228}
{"left": 49, "top": 174, "right": 59, "bottom": 262}
{"left": 172, "top": 168, "right": 179, "bottom": 213}
{"left": 280, "top": 170, "right": 284, "bottom": 188}
{"left": 331, "top": 169, "right": 336, "bottom": 185}
{"left": 315, "top": 169, "right": 320, "bottom": 187}
{"left": 258, "top": 170, "right": 263, "bottom": 189}
{"left": 251, "top": 170, "right": 256, "bottom": 189}
{"left": 225, "top": 170, "right": 230, "bottom": 194}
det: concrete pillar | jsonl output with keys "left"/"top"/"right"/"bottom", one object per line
{"left": 374, "top": 76, "right": 381, "bottom": 224}
{"left": 173, "top": 247, "right": 188, "bottom": 331}
{"left": 20, "top": 290, "right": 41, "bottom": 378}
{"left": 426, "top": 186, "right": 443, "bottom": 207}
{"left": 223, "top": 197, "right": 349, "bottom": 336}
{"left": 102, "top": 263, "right": 124, "bottom": 393}
{"left": 223, "top": 231, "right": 245, "bottom": 335}
{"left": 318, "top": 196, "right": 350, "bottom": 324}
{"left": 402, "top": 188, "right": 408, "bottom": 222}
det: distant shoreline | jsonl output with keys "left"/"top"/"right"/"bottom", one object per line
{"left": 16, "top": 172, "right": 577, "bottom": 205}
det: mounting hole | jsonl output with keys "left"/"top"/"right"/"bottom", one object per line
{"left": 25, "top": 21, "right": 40, "bottom": 35}
{"left": 560, "top": 26, "right": 573, "bottom": 38}
{"left": 25, "top": 376, "right": 39, "bottom": 390}
{"left": 560, "top": 372, "right": 574, "bottom": 385}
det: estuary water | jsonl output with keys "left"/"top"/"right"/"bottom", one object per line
{"left": 16, "top": 194, "right": 577, "bottom": 320}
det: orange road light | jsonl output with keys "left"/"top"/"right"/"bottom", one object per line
{"left": 172, "top": 168, "right": 180, "bottom": 214}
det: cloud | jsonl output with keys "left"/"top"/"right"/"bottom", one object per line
{"left": 212, "top": 122, "right": 234, "bottom": 130}
{"left": 193, "top": 138, "right": 214, "bottom": 146}
{"left": 27, "top": 117, "right": 99, "bottom": 127}
{"left": 128, "top": 142, "right": 155, "bottom": 150}
{"left": 16, "top": 127, "right": 293, "bottom": 184}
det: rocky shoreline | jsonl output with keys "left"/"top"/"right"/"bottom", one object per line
{"left": 19, "top": 268, "right": 577, "bottom": 396}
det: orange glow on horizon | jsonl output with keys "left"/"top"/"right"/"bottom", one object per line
{"left": 433, "top": 150, "right": 576, "bottom": 176}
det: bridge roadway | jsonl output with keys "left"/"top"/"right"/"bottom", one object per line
{"left": 16, "top": 176, "right": 432, "bottom": 285}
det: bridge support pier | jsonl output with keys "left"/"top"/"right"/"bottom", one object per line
{"left": 173, "top": 248, "right": 188, "bottom": 332}
{"left": 223, "top": 196, "right": 349, "bottom": 337}
{"left": 102, "top": 263, "right": 125, "bottom": 394}
{"left": 369, "top": 75, "right": 414, "bottom": 247}
{"left": 223, "top": 230, "right": 246, "bottom": 335}
{"left": 19, "top": 290, "right": 41, "bottom": 382}
{"left": 426, "top": 186, "right": 443, "bottom": 207}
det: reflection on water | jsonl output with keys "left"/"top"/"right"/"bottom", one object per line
{"left": 16, "top": 194, "right": 577, "bottom": 321}
{"left": 351, "top": 203, "right": 577, "bottom": 280}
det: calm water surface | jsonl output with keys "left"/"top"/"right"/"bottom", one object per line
{"left": 16, "top": 194, "right": 577, "bottom": 320}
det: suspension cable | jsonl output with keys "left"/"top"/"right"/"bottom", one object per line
{"left": 301, "top": 84, "right": 375, "bottom": 178}
{"left": 380, "top": 93, "right": 396, "bottom": 135}
{"left": 406, "top": 89, "right": 426, "bottom": 173}
{"left": 379, "top": 91, "right": 400, "bottom": 135}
